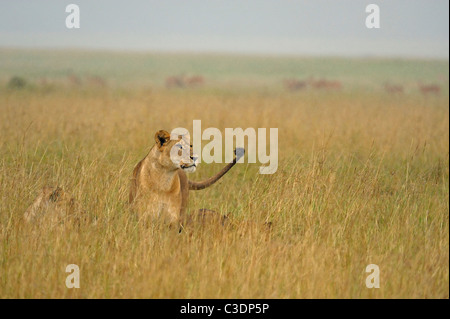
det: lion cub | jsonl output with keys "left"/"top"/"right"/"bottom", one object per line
{"left": 24, "top": 186, "right": 83, "bottom": 225}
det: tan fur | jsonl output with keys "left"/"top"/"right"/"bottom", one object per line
{"left": 24, "top": 186, "right": 83, "bottom": 224}
{"left": 129, "top": 130, "right": 242, "bottom": 228}
{"left": 24, "top": 130, "right": 242, "bottom": 228}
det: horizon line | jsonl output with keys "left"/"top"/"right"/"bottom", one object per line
{"left": 1, "top": 46, "right": 449, "bottom": 62}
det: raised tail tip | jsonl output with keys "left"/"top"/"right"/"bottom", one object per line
{"left": 234, "top": 148, "right": 245, "bottom": 161}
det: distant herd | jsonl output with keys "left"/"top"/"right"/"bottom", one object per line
{"left": 5, "top": 72, "right": 445, "bottom": 95}
{"left": 283, "top": 77, "right": 442, "bottom": 95}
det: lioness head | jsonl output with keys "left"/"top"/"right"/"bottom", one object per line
{"left": 154, "top": 130, "right": 199, "bottom": 173}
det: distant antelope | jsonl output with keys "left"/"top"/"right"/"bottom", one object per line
{"left": 38, "top": 77, "right": 49, "bottom": 87}
{"left": 165, "top": 75, "right": 185, "bottom": 89}
{"left": 418, "top": 83, "right": 441, "bottom": 95}
{"left": 384, "top": 83, "right": 404, "bottom": 94}
{"left": 326, "top": 80, "right": 342, "bottom": 90}
{"left": 67, "top": 74, "right": 82, "bottom": 86}
{"left": 185, "top": 75, "right": 204, "bottom": 87}
{"left": 283, "top": 78, "right": 307, "bottom": 91}
{"left": 87, "top": 75, "right": 106, "bottom": 88}
{"left": 309, "top": 78, "right": 342, "bottom": 90}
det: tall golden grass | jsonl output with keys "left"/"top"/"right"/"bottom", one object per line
{"left": 0, "top": 87, "right": 448, "bottom": 298}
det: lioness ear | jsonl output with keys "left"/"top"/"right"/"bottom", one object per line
{"left": 155, "top": 130, "right": 171, "bottom": 149}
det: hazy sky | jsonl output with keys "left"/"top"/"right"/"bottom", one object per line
{"left": 0, "top": 0, "right": 448, "bottom": 58}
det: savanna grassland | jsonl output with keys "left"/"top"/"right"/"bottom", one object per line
{"left": 0, "top": 49, "right": 448, "bottom": 298}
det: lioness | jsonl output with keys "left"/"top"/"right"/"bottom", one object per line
{"left": 24, "top": 130, "right": 242, "bottom": 228}
{"left": 129, "top": 130, "right": 244, "bottom": 228}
